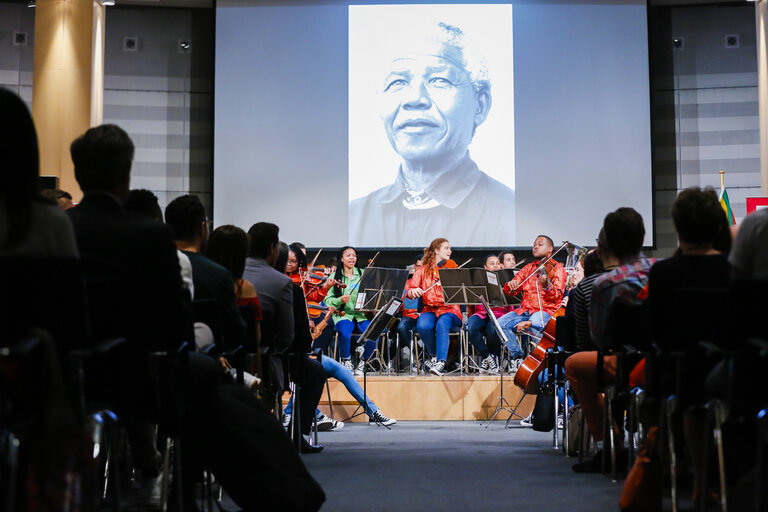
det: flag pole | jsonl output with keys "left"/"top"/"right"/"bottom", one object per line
{"left": 719, "top": 170, "right": 725, "bottom": 193}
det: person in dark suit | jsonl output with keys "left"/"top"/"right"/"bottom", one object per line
{"left": 244, "top": 225, "right": 326, "bottom": 448}
{"left": 165, "top": 194, "right": 246, "bottom": 351}
{"left": 68, "top": 124, "right": 325, "bottom": 511}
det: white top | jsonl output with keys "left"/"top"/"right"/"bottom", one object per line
{"left": 0, "top": 200, "right": 78, "bottom": 257}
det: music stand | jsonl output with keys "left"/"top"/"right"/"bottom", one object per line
{"left": 343, "top": 296, "right": 403, "bottom": 429}
{"left": 354, "top": 267, "right": 410, "bottom": 312}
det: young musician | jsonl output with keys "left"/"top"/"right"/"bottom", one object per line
{"left": 466, "top": 254, "right": 508, "bottom": 374}
{"left": 498, "top": 250, "right": 517, "bottom": 270}
{"left": 396, "top": 255, "right": 423, "bottom": 370}
{"left": 498, "top": 235, "right": 566, "bottom": 370}
{"left": 406, "top": 238, "right": 461, "bottom": 376}
{"left": 323, "top": 246, "right": 378, "bottom": 375}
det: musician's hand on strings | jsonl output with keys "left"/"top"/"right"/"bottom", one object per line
{"left": 340, "top": 294, "right": 351, "bottom": 304}
{"left": 408, "top": 288, "right": 424, "bottom": 299}
{"left": 538, "top": 272, "right": 549, "bottom": 287}
{"left": 323, "top": 278, "right": 337, "bottom": 290}
{"left": 506, "top": 279, "right": 520, "bottom": 291}
{"left": 309, "top": 320, "right": 316, "bottom": 329}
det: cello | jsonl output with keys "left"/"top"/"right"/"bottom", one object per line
{"left": 512, "top": 258, "right": 564, "bottom": 394}
{"left": 513, "top": 305, "right": 565, "bottom": 394}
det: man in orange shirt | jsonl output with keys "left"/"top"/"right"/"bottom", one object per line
{"left": 498, "top": 235, "right": 566, "bottom": 369}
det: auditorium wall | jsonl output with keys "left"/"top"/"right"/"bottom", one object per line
{"left": 0, "top": 3, "right": 214, "bottom": 217}
{"left": 650, "top": 3, "right": 759, "bottom": 256}
{"left": 0, "top": 2, "right": 762, "bottom": 257}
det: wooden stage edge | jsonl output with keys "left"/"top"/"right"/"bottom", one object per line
{"left": 312, "top": 374, "right": 536, "bottom": 423}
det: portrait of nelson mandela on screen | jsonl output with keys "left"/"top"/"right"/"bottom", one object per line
{"left": 349, "top": 20, "right": 515, "bottom": 247}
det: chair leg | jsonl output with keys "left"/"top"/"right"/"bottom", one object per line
{"left": 710, "top": 401, "right": 728, "bottom": 512}
{"left": 553, "top": 379, "right": 560, "bottom": 450}
{"left": 2, "top": 431, "right": 19, "bottom": 512}
{"left": 757, "top": 409, "right": 767, "bottom": 512}
{"left": 665, "top": 396, "right": 679, "bottom": 512}
{"left": 325, "top": 379, "right": 334, "bottom": 420}
{"left": 563, "top": 380, "right": 570, "bottom": 456}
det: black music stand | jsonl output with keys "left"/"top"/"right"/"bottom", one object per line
{"left": 354, "top": 267, "right": 410, "bottom": 312}
{"left": 438, "top": 268, "right": 510, "bottom": 374}
{"left": 343, "top": 296, "right": 403, "bottom": 428}
{"left": 480, "top": 296, "right": 527, "bottom": 426}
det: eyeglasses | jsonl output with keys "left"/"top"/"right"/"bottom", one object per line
{"left": 287, "top": 259, "right": 298, "bottom": 264}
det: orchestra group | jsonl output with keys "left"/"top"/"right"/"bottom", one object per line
{"left": 5, "top": 83, "right": 768, "bottom": 511}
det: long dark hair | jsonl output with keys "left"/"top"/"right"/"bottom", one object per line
{"left": 332, "top": 246, "right": 358, "bottom": 297}
{"left": 1, "top": 88, "right": 41, "bottom": 250}
{"left": 205, "top": 225, "right": 249, "bottom": 281}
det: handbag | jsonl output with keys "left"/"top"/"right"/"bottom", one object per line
{"left": 531, "top": 384, "right": 555, "bottom": 432}
{"left": 619, "top": 426, "right": 661, "bottom": 512}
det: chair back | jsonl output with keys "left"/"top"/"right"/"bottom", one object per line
{"left": 0, "top": 257, "right": 90, "bottom": 351}
{"left": 602, "top": 301, "right": 649, "bottom": 351}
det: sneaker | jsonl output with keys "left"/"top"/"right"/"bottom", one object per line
{"left": 354, "top": 359, "right": 365, "bottom": 376}
{"left": 282, "top": 413, "right": 291, "bottom": 428}
{"left": 341, "top": 358, "right": 353, "bottom": 372}
{"left": 519, "top": 413, "right": 533, "bottom": 427}
{"left": 424, "top": 357, "right": 436, "bottom": 372}
{"left": 480, "top": 355, "right": 499, "bottom": 374}
{"left": 429, "top": 360, "right": 446, "bottom": 376}
{"left": 557, "top": 413, "right": 564, "bottom": 429}
{"left": 509, "top": 358, "right": 524, "bottom": 373}
{"left": 316, "top": 413, "right": 344, "bottom": 432}
{"left": 369, "top": 410, "right": 397, "bottom": 426}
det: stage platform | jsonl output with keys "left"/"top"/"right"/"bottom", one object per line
{"left": 315, "top": 374, "right": 536, "bottom": 422}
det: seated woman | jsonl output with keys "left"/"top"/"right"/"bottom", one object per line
{"left": 285, "top": 243, "right": 336, "bottom": 352}
{"left": 205, "top": 225, "right": 261, "bottom": 312}
{"left": 323, "top": 246, "right": 380, "bottom": 375}
{"left": 406, "top": 238, "right": 461, "bottom": 376}
{"left": 466, "top": 254, "right": 508, "bottom": 374}
{"left": 283, "top": 245, "right": 396, "bottom": 427}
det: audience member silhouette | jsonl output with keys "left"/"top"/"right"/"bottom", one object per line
{"left": 0, "top": 89, "right": 77, "bottom": 257}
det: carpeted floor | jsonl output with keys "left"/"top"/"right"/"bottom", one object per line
{"left": 300, "top": 420, "right": 625, "bottom": 512}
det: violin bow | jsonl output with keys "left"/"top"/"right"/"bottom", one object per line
{"left": 300, "top": 248, "right": 323, "bottom": 292}
{"left": 457, "top": 257, "right": 473, "bottom": 268}
{"left": 366, "top": 251, "right": 381, "bottom": 268}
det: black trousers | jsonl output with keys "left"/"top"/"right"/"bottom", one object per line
{"left": 183, "top": 354, "right": 325, "bottom": 511}
{"left": 293, "top": 355, "right": 326, "bottom": 436}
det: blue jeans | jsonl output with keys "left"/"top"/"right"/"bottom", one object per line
{"left": 497, "top": 310, "right": 551, "bottom": 359}
{"left": 466, "top": 315, "right": 501, "bottom": 358}
{"left": 397, "top": 316, "right": 417, "bottom": 346}
{"left": 335, "top": 319, "right": 376, "bottom": 360}
{"left": 284, "top": 355, "right": 379, "bottom": 417}
{"left": 416, "top": 312, "right": 461, "bottom": 361}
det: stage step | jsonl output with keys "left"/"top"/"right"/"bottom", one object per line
{"left": 316, "top": 374, "right": 535, "bottom": 422}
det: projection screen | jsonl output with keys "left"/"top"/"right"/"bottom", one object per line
{"left": 214, "top": 0, "right": 652, "bottom": 249}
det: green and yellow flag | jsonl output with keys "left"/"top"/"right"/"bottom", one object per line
{"left": 719, "top": 188, "right": 735, "bottom": 226}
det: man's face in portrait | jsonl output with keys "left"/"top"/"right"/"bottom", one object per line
{"left": 379, "top": 50, "right": 490, "bottom": 165}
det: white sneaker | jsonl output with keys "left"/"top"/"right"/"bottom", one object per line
{"left": 424, "top": 357, "right": 436, "bottom": 372}
{"left": 316, "top": 413, "right": 344, "bottom": 431}
{"left": 509, "top": 358, "right": 524, "bottom": 373}
{"left": 369, "top": 410, "right": 397, "bottom": 426}
{"left": 354, "top": 358, "right": 365, "bottom": 376}
{"left": 520, "top": 413, "right": 533, "bottom": 428}
{"left": 341, "top": 358, "right": 353, "bottom": 372}
{"left": 282, "top": 413, "right": 291, "bottom": 428}
{"left": 429, "top": 360, "right": 446, "bottom": 376}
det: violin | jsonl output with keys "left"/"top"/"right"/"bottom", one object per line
{"left": 311, "top": 307, "right": 335, "bottom": 340}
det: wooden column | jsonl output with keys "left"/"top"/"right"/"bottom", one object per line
{"left": 32, "top": 0, "right": 105, "bottom": 201}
